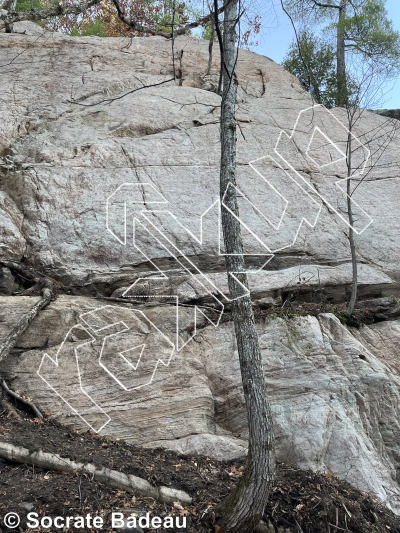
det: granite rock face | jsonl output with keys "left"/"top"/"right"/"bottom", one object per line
{"left": 373, "top": 109, "right": 400, "bottom": 122}
{"left": 0, "top": 29, "right": 399, "bottom": 300}
{"left": 2, "top": 295, "right": 400, "bottom": 513}
{"left": 1, "top": 27, "right": 400, "bottom": 514}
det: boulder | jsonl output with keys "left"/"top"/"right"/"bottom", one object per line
{"left": 1, "top": 29, "right": 400, "bottom": 515}
{"left": 1, "top": 295, "right": 400, "bottom": 513}
{"left": 373, "top": 109, "right": 400, "bottom": 121}
{"left": 0, "top": 32, "right": 398, "bottom": 300}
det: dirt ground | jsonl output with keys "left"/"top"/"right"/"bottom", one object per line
{"left": 0, "top": 403, "right": 400, "bottom": 533}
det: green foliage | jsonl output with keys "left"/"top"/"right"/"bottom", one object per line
{"left": 151, "top": 0, "right": 202, "bottom": 34}
{"left": 16, "top": 0, "right": 45, "bottom": 10}
{"left": 201, "top": 22, "right": 217, "bottom": 41}
{"left": 283, "top": 0, "right": 400, "bottom": 108}
{"left": 338, "top": 313, "right": 362, "bottom": 328}
{"left": 69, "top": 18, "right": 107, "bottom": 37}
{"left": 282, "top": 30, "right": 338, "bottom": 107}
{"left": 270, "top": 309, "right": 307, "bottom": 320}
{"left": 336, "top": 0, "right": 400, "bottom": 77}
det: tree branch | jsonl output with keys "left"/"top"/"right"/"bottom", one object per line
{"left": 214, "top": 0, "right": 224, "bottom": 94}
{"left": 309, "top": 0, "right": 341, "bottom": 8}
{"left": 0, "top": 0, "right": 101, "bottom": 31}
{"left": 110, "top": 0, "right": 237, "bottom": 39}
{"left": 69, "top": 76, "right": 175, "bottom": 107}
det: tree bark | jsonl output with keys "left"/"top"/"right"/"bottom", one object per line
{"left": 206, "top": 20, "right": 215, "bottom": 76}
{"left": 335, "top": 0, "right": 358, "bottom": 314}
{"left": 346, "top": 131, "right": 357, "bottom": 315}
{"left": 0, "top": 441, "right": 192, "bottom": 505}
{"left": 216, "top": 1, "right": 275, "bottom": 532}
{"left": 336, "top": 0, "right": 347, "bottom": 106}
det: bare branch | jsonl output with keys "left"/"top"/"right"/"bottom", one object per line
{"left": 110, "top": 0, "right": 237, "bottom": 39}
{"left": 0, "top": 0, "right": 101, "bottom": 30}
{"left": 213, "top": 0, "right": 224, "bottom": 94}
{"left": 69, "top": 77, "right": 175, "bottom": 107}
{"left": 309, "top": 0, "right": 341, "bottom": 8}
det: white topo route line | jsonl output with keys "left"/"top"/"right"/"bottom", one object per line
{"left": 37, "top": 104, "right": 373, "bottom": 432}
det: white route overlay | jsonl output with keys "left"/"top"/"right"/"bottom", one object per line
{"left": 37, "top": 104, "right": 373, "bottom": 432}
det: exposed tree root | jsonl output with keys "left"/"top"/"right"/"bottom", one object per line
{"left": 1, "top": 379, "right": 43, "bottom": 420}
{"left": 0, "top": 441, "right": 192, "bottom": 506}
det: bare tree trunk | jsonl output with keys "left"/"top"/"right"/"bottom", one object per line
{"left": 0, "top": 441, "right": 192, "bottom": 505}
{"left": 206, "top": 21, "right": 215, "bottom": 76}
{"left": 4, "top": 0, "right": 16, "bottom": 32}
{"left": 216, "top": 1, "right": 275, "bottom": 532}
{"left": 336, "top": 0, "right": 357, "bottom": 314}
{"left": 206, "top": 1, "right": 215, "bottom": 77}
{"left": 346, "top": 131, "right": 357, "bottom": 315}
{"left": 213, "top": 0, "right": 224, "bottom": 95}
{"left": 336, "top": 0, "right": 347, "bottom": 106}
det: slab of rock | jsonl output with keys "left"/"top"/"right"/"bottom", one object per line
{"left": 373, "top": 109, "right": 400, "bottom": 121}
{"left": 353, "top": 317, "right": 400, "bottom": 376}
{"left": 1, "top": 295, "right": 400, "bottom": 513}
{"left": 143, "top": 433, "right": 248, "bottom": 462}
{"left": 1, "top": 28, "right": 400, "bottom": 516}
{"left": 193, "top": 312, "right": 400, "bottom": 515}
{"left": 0, "top": 20, "right": 49, "bottom": 35}
{"left": 0, "top": 32, "right": 398, "bottom": 300}
{"left": 0, "top": 191, "right": 25, "bottom": 261}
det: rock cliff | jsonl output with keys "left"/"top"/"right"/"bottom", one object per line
{"left": 1, "top": 24, "right": 400, "bottom": 514}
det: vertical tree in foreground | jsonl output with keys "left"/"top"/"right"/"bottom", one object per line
{"left": 1, "top": 2, "right": 276, "bottom": 528}
{"left": 283, "top": 0, "right": 400, "bottom": 315}
{"left": 215, "top": 1, "right": 275, "bottom": 532}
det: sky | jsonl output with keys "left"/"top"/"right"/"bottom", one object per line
{"left": 252, "top": 0, "right": 400, "bottom": 109}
